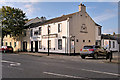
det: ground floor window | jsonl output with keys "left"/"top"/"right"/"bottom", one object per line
{"left": 14, "top": 42, "right": 16, "bottom": 48}
{"left": 10, "top": 42, "right": 12, "bottom": 46}
{"left": 39, "top": 41, "right": 42, "bottom": 49}
{"left": 58, "top": 39, "right": 62, "bottom": 50}
{"left": 109, "top": 41, "right": 111, "bottom": 48}
{"left": 6, "top": 42, "right": 7, "bottom": 46}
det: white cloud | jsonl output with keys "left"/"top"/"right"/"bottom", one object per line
{"left": 103, "top": 28, "right": 118, "bottom": 34}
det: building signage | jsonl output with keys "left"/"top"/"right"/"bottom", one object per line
{"left": 42, "top": 34, "right": 58, "bottom": 39}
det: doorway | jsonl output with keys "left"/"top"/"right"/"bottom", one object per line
{"left": 35, "top": 41, "right": 38, "bottom": 52}
{"left": 31, "top": 41, "right": 33, "bottom": 52}
{"left": 23, "top": 41, "right": 27, "bottom": 52}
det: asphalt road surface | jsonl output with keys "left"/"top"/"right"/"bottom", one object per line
{"left": 2, "top": 53, "right": 119, "bottom": 79}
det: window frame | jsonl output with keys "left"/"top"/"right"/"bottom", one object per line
{"left": 58, "top": 23, "right": 62, "bottom": 33}
{"left": 39, "top": 41, "right": 42, "bottom": 49}
{"left": 58, "top": 39, "right": 62, "bottom": 50}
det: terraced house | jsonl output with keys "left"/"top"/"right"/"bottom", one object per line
{"left": 27, "top": 3, "right": 101, "bottom": 55}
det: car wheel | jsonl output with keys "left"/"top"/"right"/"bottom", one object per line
{"left": 93, "top": 53, "right": 98, "bottom": 59}
{"left": 81, "top": 55, "right": 86, "bottom": 59}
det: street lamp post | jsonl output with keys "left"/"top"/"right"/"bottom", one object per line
{"left": 48, "top": 25, "right": 50, "bottom": 56}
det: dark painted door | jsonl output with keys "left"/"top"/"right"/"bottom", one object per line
{"left": 31, "top": 41, "right": 33, "bottom": 52}
{"left": 23, "top": 42, "right": 27, "bottom": 52}
{"left": 35, "top": 41, "right": 38, "bottom": 52}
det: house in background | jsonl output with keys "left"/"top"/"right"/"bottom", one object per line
{"left": 3, "top": 35, "right": 21, "bottom": 51}
{"left": 29, "top": 3, "right": 102, "bottom": 54}
{"left": 101, "top": 34, "right": 120, "bottom": 52}
{"left": 21, "top": 17, "right": 46, "bottom": 52}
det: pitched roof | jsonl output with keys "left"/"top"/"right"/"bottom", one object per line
{"left": 29, "top": 11, "right": 101, "bottom": 28}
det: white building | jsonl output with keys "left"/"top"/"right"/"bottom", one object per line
{"left": 101, "top": 34, "right": 120, "bottom": 52}
{"left": 28, "top": 3, "right": 101, "bottom": 55}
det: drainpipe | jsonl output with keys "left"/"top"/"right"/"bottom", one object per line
{"left": 67, "top": 18, "right": 70, "bottom": 55}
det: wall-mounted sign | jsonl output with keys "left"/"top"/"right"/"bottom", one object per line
{"left": 42, "top": 34, "right": 58, "bottom": 39}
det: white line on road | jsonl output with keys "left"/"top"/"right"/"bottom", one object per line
{"left": 43, "top": 72, "right": 85, "bottom": 79}
{"left": 81, "top": 69, "right": 119, "bottom": 76}
{"left": 66, "top": 67, "right": 119, "bottom": 76}
{"left": 2, "top": 60, "right": 21, "bottom": 66}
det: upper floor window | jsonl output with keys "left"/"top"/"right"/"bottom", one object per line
{"left": 109, "top": 41, "right": 111, "bottom": 48}
{"left": 30, "top": 29, "right": 33, "bottom": 37}
{"left": 39, "top": 27, "right": 42, "bottom": 35}
{"left": 48, "top": 26, "right": 51, "bottom": 34}
{"left": 113, "top": 41, "right": 115, "bottom": 48}
{"left": 24, "top": 31, "right": 26, "bottom": 36}
{"left": 34, "top": 31, "right": 39, "bottom": 35}
{"left": 98, "top": 27, "right": 101, "bottom": 36}
{"left": 58, "top": 24, "right": 62, "bottom": 33}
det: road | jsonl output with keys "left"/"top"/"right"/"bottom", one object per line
{"left": 2, "top": 53, "right": 119, "bottom": 79}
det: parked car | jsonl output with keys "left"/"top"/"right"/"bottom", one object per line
{"left": 0, "top": 46, "right": 13, "bottom": 53}
{"left": 80, "top": 45, "right": 109, "bottom": 59}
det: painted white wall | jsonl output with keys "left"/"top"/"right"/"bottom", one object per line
{"left": 101, "top": 39, "right": 119, "bottom": 51}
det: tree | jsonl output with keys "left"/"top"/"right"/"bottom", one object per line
{"left": 0, "top": 6, "right": 28, "bottom": 38}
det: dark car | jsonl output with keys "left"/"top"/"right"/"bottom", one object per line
{"left": 0, "top": 46, "right": 13, "bottom": 53}
{"left": 80, "top": 45, "right": 109, "bottom": 59}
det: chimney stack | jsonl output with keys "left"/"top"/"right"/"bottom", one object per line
{"left": 79, "top": 3, "right": 86, "bottom": 13}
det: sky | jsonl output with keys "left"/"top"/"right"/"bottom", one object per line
{"left": 0, "top": 2, "right": 118, "bottom": 34}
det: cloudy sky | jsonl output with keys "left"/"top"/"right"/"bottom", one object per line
{"left": 0, "top": 1, "right": 118, "bottom": 34}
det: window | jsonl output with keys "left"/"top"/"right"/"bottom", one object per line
{"left": 39, "top": 41, "right": 42, "bottom": 49}
{"left": 83, "top": 40, "right": 85, "bottom": 42}
{"left": 48, "top": 40, "right": 51, "bottom": 49}
{"left": 34, "top": 31, "right": 39, "bottom": 35}
{"left": 89, "top": 40, "right": 91, "bottom": 42}
{"left": 6, "top": 42, "right": 7, "bottom": 46}
{"left": 24, "top": 31, "right": 26, "bottom": 36}
{"left": 48, "top": 26, "right": 51, "bottom": 33}
{"left": 14, "top": 42, "right": 16, "bottom": 48}
{"left": 39, "top": 27, "right": 42, "bottom": 35}
{"left": 98, "top": 27, "right": 101, "bottom": 36}
{"left": 76, "top": 39, "right": 79, "bottom": 42}
{"left": 30, "top": 29, "right": 33, "bottom": 37}
{"left": 58, "top": 39, "right": 62, "bottom": 50}
{"left": 10, "top": 42, "right": 12, "bottom": 46}
{"left": 113, "top": 41, "right": 115, "bottom": 48}
{"left": 58, "top": 24, "right": 62, "bottom": 32}
{"left": 109, "top": 41, "right": 111, "bottom": 48}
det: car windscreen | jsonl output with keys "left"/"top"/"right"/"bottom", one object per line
{"left": 83, "top": 46, "right": 93, "bottom": 49}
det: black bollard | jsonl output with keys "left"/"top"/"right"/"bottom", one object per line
{"left": 109, "top": 51, "right": 113, "bottom": 62}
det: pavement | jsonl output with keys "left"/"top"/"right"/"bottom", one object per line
{"left": 17, "top": 52, "right": 120, "bottom": 64}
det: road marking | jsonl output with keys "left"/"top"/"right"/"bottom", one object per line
{"left": 81, "top": 69, "right": 119, "bottom": 76}
{"left": 66, "top": 67, "right": 119, "bottom": 76}
{"left": 2, "top": 60, "right": 21, "bottom": 66}
{"left": 43, "top": 72, "right": 85, "bottom": 79}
